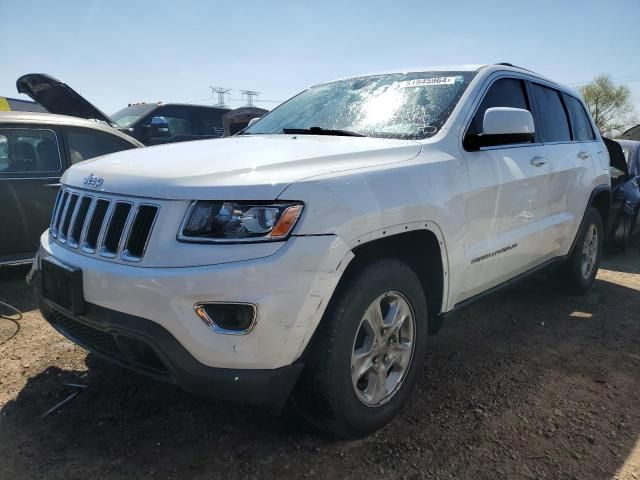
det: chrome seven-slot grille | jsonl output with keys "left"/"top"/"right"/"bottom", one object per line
{"left": 50, "top": 187, "right": 159, "bottom": 262}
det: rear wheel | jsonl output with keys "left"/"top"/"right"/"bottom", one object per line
{"left": 293, "top": 258, "right": 428, "bottom": 439}
{"left": 561, "top": 207, "right": 603, "bottom": 294}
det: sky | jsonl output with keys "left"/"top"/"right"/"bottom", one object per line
{"left": 1, "top": 0, "right": 639, "bottom": 117}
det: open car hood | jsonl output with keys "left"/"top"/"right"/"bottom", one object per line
{"left": 619, "top": 125, "right": 640, "bottom": 142}
{"left": 16, "top": 73, "right": 116, "bottom": 127}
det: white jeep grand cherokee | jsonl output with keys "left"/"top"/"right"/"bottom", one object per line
{"left": 32, "top": 64, "right": 610, "bottom": 438}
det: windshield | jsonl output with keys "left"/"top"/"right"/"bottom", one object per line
{"left": 244, "top": 71, "right": 475, "bottom": 140}
{"left": 111, "top": 104, "right": 156, "bottom": 127}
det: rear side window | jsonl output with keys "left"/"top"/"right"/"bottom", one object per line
{"left": 468, "top": 78, "right": 529, "bottom": 136}
{"left": 562, "top": 94, "right": 595, "bottom": 141}
{"left": 0, "top": 128, "right": 62, "bottom": 173}
{"left": 0, "top": 134, "right": 8, "bottom": 171}
{"left": 67, "top": 129, "right": 135, "bottom": 164}
{"left": 195, "top": 109, "right": 225, "bottom": 137}
{"left": 530, "top": 84, "right": 571, "bottom": 143}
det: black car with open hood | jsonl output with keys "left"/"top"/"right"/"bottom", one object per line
{"left": 0, "top": 110, "right": 142, "bottom": 266}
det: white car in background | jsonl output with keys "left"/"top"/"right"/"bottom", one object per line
{"left": 31, "top": 63, "right": 609, "bottom": 438}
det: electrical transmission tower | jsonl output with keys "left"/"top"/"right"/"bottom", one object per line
{"left": 210, "top": 86, "right": 231, "bottom": 107}
{"left": 240, "top": 90, "right": 260, "bottom": 107}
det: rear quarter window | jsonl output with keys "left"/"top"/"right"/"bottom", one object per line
{"left": 66, "top": 129, "right": 135, "bottom": 164}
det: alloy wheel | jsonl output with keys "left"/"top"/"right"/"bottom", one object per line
{"left": 581, "top": 224, "right": 599, "bottom": 279}
{"left": 350, "top": 291, "right": 416, "bottom": 406}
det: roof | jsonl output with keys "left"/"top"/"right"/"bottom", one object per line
{"left": 322, "top": 64, "right": 484, "bottom": 85}
{"left": 319, "top": 63, "right": 575, "bottom": 94}
{"left": 0, "top": 111, "right": 144, "bottom": 146}
{"left": 123, "top": 102, "right": 232, "bottom": 111}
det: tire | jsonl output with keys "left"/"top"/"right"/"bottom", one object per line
{"left": 293, "top": 258, "right": 428, "bottom": 439}
{"left": 631, "top": 210, "right": 639, "bottom": 239}
{"left": 561, "top": 207, "right": 603, "bottom": 294}
{"left": 616, "top": 214, "right": 632, "bottom": 252}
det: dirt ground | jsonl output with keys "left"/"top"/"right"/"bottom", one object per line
{"left": 1, "top": 240, "right": 640, "bottom": 480}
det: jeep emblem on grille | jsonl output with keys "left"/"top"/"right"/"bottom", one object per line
{"left": 83, "top": 174, "right": 104, "bottom": 188}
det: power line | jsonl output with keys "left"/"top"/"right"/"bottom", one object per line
{"left": 209, "top": 86, "right": 231, "bottom": 107}
{"left": 240, "top": 90, "right": 260, "bottom": 107}
{"left": 186, "top": 91, "right": 285, "bottom": 107}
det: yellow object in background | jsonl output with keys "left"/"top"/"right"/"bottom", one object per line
{"left": 0, "top": 97, "right": 10, "bottom": 111}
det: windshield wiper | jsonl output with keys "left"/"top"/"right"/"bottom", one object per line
{"left": 282, "top": 126, "right": 366, "bottom": 137}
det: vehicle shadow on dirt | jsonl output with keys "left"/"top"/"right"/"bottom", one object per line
{"left": 602, "top": 249, "right": 640, "bottom": 275}
{"left": 1, "top": 264, "right": 640, "bottom": 478}
{"left": 601, "top": 233, "right": 640, "bottom": 275}
{"left": 0, "top": 265, "right": 35, "bottom": 347}
{"left": 0, "top": 264, "right": 37, "bottom": 313}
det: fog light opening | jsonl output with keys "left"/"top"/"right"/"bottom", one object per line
{"left": 194, "top": 303, "right": 257, "bottom": 335}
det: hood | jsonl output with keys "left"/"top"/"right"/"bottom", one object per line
{"left": 62, "top": 135, "right": 422, "bottom": 200}
{"left": 619, "top": 125, "right": 640, "bottom": 141}
{"left": 16, "top": 73, "right": 116, "bottom": 127}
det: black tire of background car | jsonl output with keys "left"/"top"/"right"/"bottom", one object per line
{"left": 292, "top": 258, "right": 429, "bottom": 439}
{"left": 612, "top": 213, "right": 633, "bottom": 252}
{"left": 561, "top": 207, "right": 604, "bottom": 295}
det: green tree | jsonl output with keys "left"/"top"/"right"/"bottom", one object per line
{"left": 580, "top": 75, "right": 636, "bottom": 133}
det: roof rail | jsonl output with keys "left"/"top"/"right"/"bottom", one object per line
{"left": 494, "top": 62, "right": 539, "bottom": 75}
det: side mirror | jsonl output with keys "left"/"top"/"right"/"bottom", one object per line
{"left": 465, "top": 107, "right": 535, "bottom": 150}
{"left": 149, "top": 116, "right": 170, "bottom": 138}
{"left": 247, "top": 117, "right": 260, "bottom": 127}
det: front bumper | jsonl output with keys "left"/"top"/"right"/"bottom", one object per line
{"left": 34, "top": 280, "right": 302, "bottom": 411}
{"left": 37, "top": 232, "right": 352, "bottom": 371}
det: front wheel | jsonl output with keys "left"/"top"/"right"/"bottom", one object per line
{"left": 561, "top": 207, "right": 603, "bottom": 294}
{"left": 293, "top": 258, "right": 428, "bottom": 439}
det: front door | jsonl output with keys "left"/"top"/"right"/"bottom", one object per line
{"left": 0, "top": 126, "right": 65, "bottom": 263}
{"left": 459, "top": 77, "right": 554, "bottom": 301}
{"left": 145, "top": 106, "right": 198, "bottom": 145}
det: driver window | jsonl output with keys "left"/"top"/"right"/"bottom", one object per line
{"left": 468, "top": 78, "right": 530, "bottom": 136}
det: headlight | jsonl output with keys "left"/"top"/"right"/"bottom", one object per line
{"left": 178, "top": 201, "right": 304, "bottom": 243}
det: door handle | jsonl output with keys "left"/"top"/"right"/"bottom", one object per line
{"left": 44, "top": 182, "right": 61, "bottom": 188}
{"left": 530, "top": 156, "right": 548, "bottom": 167}
{"left": 578, "top": 151, "right": 591, "bottom": 159}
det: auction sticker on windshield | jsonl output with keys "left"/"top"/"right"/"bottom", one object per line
{"left": 398, "top": 77, "right": 457, "bottom": 88}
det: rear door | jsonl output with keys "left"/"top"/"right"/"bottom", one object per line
{"left": 460, "top": 76, "right": 554, "bottom": 299}
{"left": 193, "top": 107, "right": 225, "bottom": 138}
{"left": 0, "top": 126, "right": 65, "bottom": 262}
{"left": 560, "top": 92, "right": 608, "bottom": 249}
{"left": 527, "top": 83, "right": 578, "bottom": 257}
